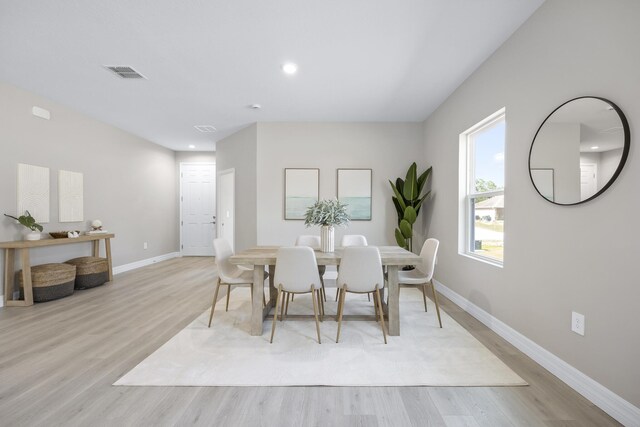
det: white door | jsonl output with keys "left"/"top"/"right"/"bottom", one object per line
{"left": 181, "top": 163, "right": 216, "bottom": 256}
{"left": 218, "top": 169, "right": 235, "bottom": 251}
{"left": 580, "top": 163, "right": 597, "bottom": 200}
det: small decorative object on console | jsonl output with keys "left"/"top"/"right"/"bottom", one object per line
{"left": 4, "top": 210, "right": 44, "bottom": 241}
{"left": 88, "top": 219, "right": 108, "bottom": 235}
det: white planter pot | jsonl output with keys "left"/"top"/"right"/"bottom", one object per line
{"left": 320, "top": 225, "right": 335, "bottom": 253}
{"left": 25, "top": 231, "right": 41, "bottom": 241}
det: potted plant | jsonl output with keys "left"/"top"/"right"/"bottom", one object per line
{"left": 304, "top": 199, "right": 350, "bottom": 252}
{"left": 4, "top": 210, "right": 44, "bottom": 241}
{"left": 389, "top": 162, "right": 432, "bottom": 253}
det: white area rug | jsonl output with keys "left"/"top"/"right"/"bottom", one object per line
{"left": 115, "top": 287, "right": 526, "bottom": 387}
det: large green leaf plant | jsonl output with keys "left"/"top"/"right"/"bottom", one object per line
{"left": 389, "top": 163, "right": 432, "bottom": 252}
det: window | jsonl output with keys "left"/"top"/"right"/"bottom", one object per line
{"left": 459, "top": 109, "right": 505, "bottom": 264}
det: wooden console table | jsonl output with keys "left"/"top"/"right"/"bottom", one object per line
{"left": 0, "top": 233, "right": 115, "bottom": 307}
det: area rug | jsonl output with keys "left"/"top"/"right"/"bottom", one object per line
{"left": 114, "top": 287, "right": 526, "bottom": 387}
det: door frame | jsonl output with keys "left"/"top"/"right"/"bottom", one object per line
{"left": 217, "top": 168, "right": 235, "bottom": 252}
{"left": 179, "top": 162, "right": 216, "bottom": 257}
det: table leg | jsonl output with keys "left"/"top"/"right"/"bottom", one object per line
{"left": 20, "top": 249, "right": 34, "bottom": 306}
{"left": 268, "top": 265, "right": 276, "bottom": 305}
{"left": 4, "top": 249, "right": 15, "bottom": 305}
{"left": 387, "top": 265, "right": 400, "bottom": 336}
{"left": 251, "top": 264, "right": 265, "bottom": 336}
{"left": 105, "top": 238, "right": 113, "bottom": 281}
{"left": 92, "top": 240, "right": 99, "bottom": 257}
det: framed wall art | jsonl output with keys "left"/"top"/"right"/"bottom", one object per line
{"left": 337, "top": 168, "right": 372, "bottom": 221}
{"left": 284, "top": 168, "right": 319, "bottom": 220}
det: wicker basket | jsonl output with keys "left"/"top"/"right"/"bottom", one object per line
{"left": 18, "top": 263, "right": 76, "bottom": 302}
{"left": 65, "top": 256, "right": 109, "bottom": 289}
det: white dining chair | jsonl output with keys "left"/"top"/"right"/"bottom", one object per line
{"left": 208, "top": 238, "right": 268, "bottom": 328}
{"left": 270, "top": 247, "right": 323, "bottom": 344}
{"left": 295, "top": 235, "right": 327, "bottom": 304}
{"left": 336, "top": 246, "right": 387, "bottom": 344}
{"left": 338, "top": 234, "right": 369, "bottom": 301}
{"left": 396, "top": 238, "right": 442, "bottom": 328}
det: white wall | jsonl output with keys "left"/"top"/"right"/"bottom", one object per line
{"left": 215, "top": 125, "right": 257, "bottom": 251}
{"left": 422, "top": 0, "right": 639, "bottom": 407}
{"left": 256, "top": 123, "right": 425, "bottom": 247}
{"left": 0, "top": 82, "right": 179, "bottom": 301}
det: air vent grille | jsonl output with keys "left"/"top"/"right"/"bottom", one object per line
{"left": 194, "top": 125, "right": 217, "bottom": 133}
{"left": 105, "top": 66, "right": 146, "bottom": 79}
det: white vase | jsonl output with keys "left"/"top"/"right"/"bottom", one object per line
{"left": 320, "top": 225, "right": 335, "bottom": 253}
{"left": 25, "top": 231, "right": 41, "bottom": 241}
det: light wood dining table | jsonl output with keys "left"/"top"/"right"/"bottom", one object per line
{"left": 230, "top": 246, "right": 421, "bottom": 336}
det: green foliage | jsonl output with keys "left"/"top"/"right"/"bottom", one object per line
{"left": 389, "top": 163, "right": 432, "bottom": 251}
{"left": 4, "top": 210, "right": 43, "bottom": 232}
{"left": 395, "top": 228, "right": 406, "bottom": 247}
{"left": 304, "top": 199, "right": 350, "bottom": 227}
{"left": 474, "top": 178, "right": 501, "bottom": 202}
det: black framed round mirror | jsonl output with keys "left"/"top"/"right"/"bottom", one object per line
{"left": 528, "top": 96, "right": 630, "bottom": 205}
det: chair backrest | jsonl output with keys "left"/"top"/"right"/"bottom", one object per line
{"left": 336, "top": 246, "right": 383, "bottom": 293}
{"left": 340, "top": 234, "right": 368, "bottom": 247}
{"left": 295, "top": 235, "right": 321, "bottom": 250}
{"left": 213, "top": 238, "right": 240, "bottom": 282}
{"left": 274, "top": 246, "right": 321, "bottom": 292}
{"left": 417, "top": 238, "right": 439, "bottom": 281}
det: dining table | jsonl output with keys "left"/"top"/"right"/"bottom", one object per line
{"left": 229, "top": 246, "right": 421, "bottom": 336}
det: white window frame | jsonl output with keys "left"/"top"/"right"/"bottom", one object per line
{"left": 458, "top": 108, "right": 505, "bottom": 267}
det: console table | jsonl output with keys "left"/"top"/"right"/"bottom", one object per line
{"left": 0, "top": 233, "right": 115, "bottom": 307}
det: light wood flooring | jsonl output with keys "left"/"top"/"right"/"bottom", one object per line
{"left": 0, "top": 257, "right": 619, "bottom": 426}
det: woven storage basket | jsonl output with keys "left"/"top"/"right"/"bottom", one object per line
{"left": 65, "top": 256, "right": 109, "bottom": 289}
{"left": 18, "top": 263, "right": 76, "bottom": 302}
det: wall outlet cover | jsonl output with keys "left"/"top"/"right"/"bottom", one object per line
{"left": 571, "top": 311, "right": 585, "bottom": 336}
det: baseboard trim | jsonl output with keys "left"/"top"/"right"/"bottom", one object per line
{"left": 434, "top": 279, "right": 640, "bottom": 427}
{"left": 113, "top": 252, "right": 180, "bottom": 275}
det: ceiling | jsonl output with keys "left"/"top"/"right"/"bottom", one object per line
{"left": 0, "top": 0, "right": 544, "bottom": 151}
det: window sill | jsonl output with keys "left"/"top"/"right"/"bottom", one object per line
{"left": 459, "top": 252, "right": 503, "bottom": 268}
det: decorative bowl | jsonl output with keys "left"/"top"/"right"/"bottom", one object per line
{"left": 49, "top": 231, "right": 80, "bottom": 239}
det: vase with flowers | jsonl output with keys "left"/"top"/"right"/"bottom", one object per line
{"left": 304, "top": 199, "right": 350, "bottom": 252}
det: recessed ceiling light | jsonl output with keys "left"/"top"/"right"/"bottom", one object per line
{"left": 282, "top": 62, "right": 298, "bottom": 75}
{"left": 188, "top": 144, "right": 195, "bottom": 149}
{"left": 590, "top": 146, "right": 599, "bottom": 150}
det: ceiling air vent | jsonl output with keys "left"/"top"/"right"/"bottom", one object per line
{"left": 194, "top": 125, "right": 217, "bottom": 133}
{"left": 105, "top": 66, "right": 146, "bottom": 79}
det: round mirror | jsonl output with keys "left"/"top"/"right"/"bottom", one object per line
{"left": 529, "top": 96, "right": 630, "bottom": 205}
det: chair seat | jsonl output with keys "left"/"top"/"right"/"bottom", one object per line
{"left": 396, "top": 268, "right": 428, "bottom": 285}
{"left": 223, "top": 269, "right": 268, "bottom": 284}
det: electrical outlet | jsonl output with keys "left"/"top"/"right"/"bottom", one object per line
{"left": 571, "top": 311, "right": 585, "bottom": 336}
{"left": 143, "top": 242, "right": 148, "bottom": 250}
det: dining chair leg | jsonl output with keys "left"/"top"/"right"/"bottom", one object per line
{"left": 285, "top": 292, "right": 291, "bottom": 317}
{"left": 262, "top": 290, "right": 266, "bottom": 308}
{"left": 336, "top": 286, "right": 346, "bottom": 342}
{"left": 320, "top": 276, "right": 327, "bottom": 302}
{"left": 430, "top": 280, "right": 443, "bottom": 328}
{"left": 318, "top": 286, "right": 324, "bottom": 321}
{"left": 422, "top": 283, "right": 428, "bottom": 312}
{"left": 335, "top": 286, "right": 344, "bottom": 322}
{"left": 335, "top": 287, "right": 340, "bottom": 302}
{"left": 270, "top": 286, "right": 283, "bottom": 343}
{"left": 368, "top": 293, "right": 371, "bottom": 302}
{"left": 281, "top": 292, "right": 288, "bottom": 321}
{"left": 315, "top": 287, "right": 321, "bottom": 321}
{"left": 208, "top": 278, "right": 222, "bottom": 328}
{"left": 375, "top": 287, "right": 387, "bottom": 344}
{"left": 225, "top": 284, "right": 232, "bottom": 311}
{"left": 311, "top": 287, "right": 322, "bottom": 344}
